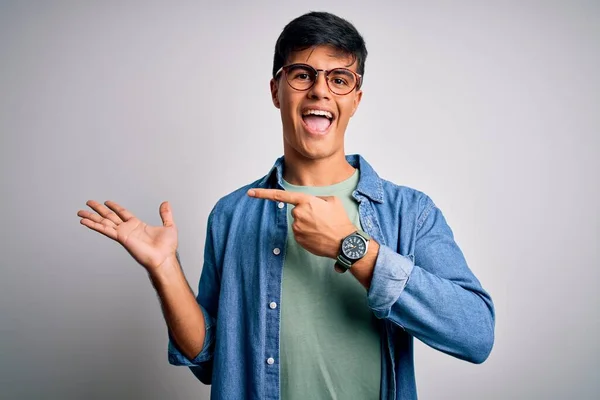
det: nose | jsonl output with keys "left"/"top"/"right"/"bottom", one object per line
{"left": 307, "top": 71, "right": 330, "bottom": 100}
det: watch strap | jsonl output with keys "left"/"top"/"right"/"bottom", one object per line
{"left": 355, "top": 229, "right": 371, "bottom": 241}
{"left": 335, "top": 253, "right": 353, "bottom": 271}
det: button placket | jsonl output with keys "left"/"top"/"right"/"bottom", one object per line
{"left": 263, "top": 184, "right": 287, "bottom": 397}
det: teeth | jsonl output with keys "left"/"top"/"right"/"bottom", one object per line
{"left": 303, "top": 109, "right": 333, "bottom": 119}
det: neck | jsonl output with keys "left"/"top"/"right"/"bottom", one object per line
{"left": 282, "top": 150, "right": 355, "bottom": 187}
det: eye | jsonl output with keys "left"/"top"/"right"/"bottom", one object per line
{"left": 288, "top": 65, "right": 315, "bottom": 81}
{"left": 329, "top": 69, "right": 356, "bottom": 88}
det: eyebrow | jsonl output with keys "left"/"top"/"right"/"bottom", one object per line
{"left": 290, "top": 63, "right": 355, "bottom": 74}
{"left": 330, "top": 69, "right": 354, "bottom": 78}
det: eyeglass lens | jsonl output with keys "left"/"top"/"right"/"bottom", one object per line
{"left": 285, "top": 64, "right": 357, "bottom": 95}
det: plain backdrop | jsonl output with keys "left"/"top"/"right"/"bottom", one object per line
{"left": 1, "top": 1, "right": 598, "bottom": 399}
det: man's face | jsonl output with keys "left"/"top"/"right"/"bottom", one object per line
{"left": 270, "top": 45, "right": 363, "bottom": 162}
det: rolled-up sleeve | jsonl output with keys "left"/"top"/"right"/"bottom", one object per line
{"left": 367, "top": 196, "right": 495, "bottom": 364}
{"left": 167, "top": 304, "right": 216, "bottom": 366}
{"left": 367, "top": 245, "right": 414, "bottom": 319}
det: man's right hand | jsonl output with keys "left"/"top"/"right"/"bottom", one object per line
{"left": 77, "top": 200, "right": 178, "bottom": 274}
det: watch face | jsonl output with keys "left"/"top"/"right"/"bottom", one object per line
{"left": 342, "top": 234, "right": 367, "bottom": 260}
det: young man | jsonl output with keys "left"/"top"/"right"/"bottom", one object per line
{"left": 78, "top": 11, "right": 494, "bottom": 400}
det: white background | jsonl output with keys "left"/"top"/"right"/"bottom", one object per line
{"left": 1, "top": 1, "right": 598, "bottom": 399}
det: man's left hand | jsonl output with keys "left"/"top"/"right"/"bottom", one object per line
{"left": 248, "top": 188, "right": 356, "bottom": 259}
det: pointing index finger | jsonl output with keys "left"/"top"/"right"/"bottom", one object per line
{"left": 247, "top": 189, "right": 310, "bottom": 205}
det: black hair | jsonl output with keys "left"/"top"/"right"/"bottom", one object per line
{"left": 272, "top": 11, "right": 368, "bottom": 79}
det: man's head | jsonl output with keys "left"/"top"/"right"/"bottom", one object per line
{"left": 270, "top": 12, "right": 368, "bottom": 163}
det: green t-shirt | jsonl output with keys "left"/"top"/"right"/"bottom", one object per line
{"left": 280, "top": 169, "right": 381, "bottom": 400}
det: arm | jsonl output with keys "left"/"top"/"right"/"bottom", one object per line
{"left": 76, "top": 199, "right": 218, "bottom": 381}
{"left": 244, "top": 188, "right": 493, "bottom": 362}
{"left": 166, "top": 207, "right": 220, "bottom": 384}
{"left": 363, "top": 197, "right": 495, "bottom": 364}
{"left": 150, "top": 255, "right": 207, "bottom": 362}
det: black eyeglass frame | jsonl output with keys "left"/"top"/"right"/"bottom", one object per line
{"left": 274, "top": 63, "right": 363, "bottom": 95}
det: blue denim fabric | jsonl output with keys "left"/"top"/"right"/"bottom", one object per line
{"left": 168, "top": 154, "right": 495, "bottom": 400}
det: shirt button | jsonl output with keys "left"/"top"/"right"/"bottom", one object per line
{"left": 267, "top": 357, "right": 275, "bottom": 365}
{"left": 273, "top": 248, "right": 281, "bottom": 255}
{"left": 277, "top": 202, "right": 285, "bottom": 209}
{"left": 269, "top": 302, "right": 277, "bottom": 309}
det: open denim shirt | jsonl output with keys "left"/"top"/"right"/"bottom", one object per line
{"left": 168, "top": 154, "right": 495, "bottom": 400}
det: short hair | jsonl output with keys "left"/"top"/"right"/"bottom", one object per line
{"left": 272, "top": 11, "right": 368, "bottom": 80}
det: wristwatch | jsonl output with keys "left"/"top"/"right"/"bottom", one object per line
{"left": 335, "top": 229, "right": 371, "bottom": 272}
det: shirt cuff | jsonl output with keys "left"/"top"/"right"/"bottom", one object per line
{"left": 167, "top": 305, "right": 216, "bottom": 366}
{"left": 367, "top": 244, "right": 414, "bottom": 319}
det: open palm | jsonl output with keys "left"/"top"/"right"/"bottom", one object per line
{"left": 77, "top": 200, "right": 178, "bottom": 272}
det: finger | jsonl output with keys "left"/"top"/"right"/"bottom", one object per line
{"left": 159, "top": 201, "right": 175, "bottom": 227}
{"left": 292, "top": 222, "right": 302, "bottom": 235}
{"left": 334, "top": 264, "right": 346, "bottom": 273}
{"left": 85, "top": 200, "right": 124, "bottom": 225}
{"left": 316, "top": 196, "right": 336, "bottom": 202}
{"left": 80, "top": 218, "right": 118, "bottom": 241}
{"left": 290, "top": 206, "right": 304, "bottom": 221}
{"left": 103, "top": 201, "right": 136, "bottom": 222}
{"left": 77, "top": 210, "right": 117, "bottom": 228}
{"left": 247, "top": 189, "right": 311, "bottom": 205}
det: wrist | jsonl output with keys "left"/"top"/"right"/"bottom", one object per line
{"left": 148, "top": 255, "right": 183, "bottom": 285}
{"left": 349, "top": 240, "right": 379, "bottom": 289}
{"left": 331, "top": 225, "right": 357, "bottom": 258}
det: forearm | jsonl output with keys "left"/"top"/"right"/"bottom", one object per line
{"left": 148, "top": 257, "right": 206, "bottom": 361}
{"left": 368, "top": 245, "right": 495, "bottom": 363}
{"left": 348, "top": 240, "right": 379, "bottom": 290}
{"left": 392, "top": 265, "right": 494, "bottom": 362}
{"left": 348, "top": 240, "right": 494, "bottom": 362}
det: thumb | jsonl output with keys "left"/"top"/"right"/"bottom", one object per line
{"left": 159, "top": 201, "right": 175, "bottom": 227}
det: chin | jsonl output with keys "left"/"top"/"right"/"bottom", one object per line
{"left": 292, "top": 140, "right": 342, "bottom": 161}
{"left": 283, "top": 122, "right": 343, "bottom": 161}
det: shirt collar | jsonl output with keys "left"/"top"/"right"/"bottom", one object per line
{"left": 258, "top": 154, "right": 384, "bottom": 204}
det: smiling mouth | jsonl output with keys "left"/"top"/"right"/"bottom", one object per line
{"left": 301, "top": 109, "right": 334, "bottom": 134}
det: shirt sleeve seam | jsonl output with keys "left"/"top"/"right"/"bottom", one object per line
{"left": 416, "top": 196, "right": 435, "bottom": 232}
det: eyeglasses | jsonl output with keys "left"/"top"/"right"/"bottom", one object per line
{"left": 275, "top": 63, "right": 362, "bottom": 95}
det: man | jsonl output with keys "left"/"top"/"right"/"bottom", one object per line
{"left": 77, "top": 11, "right": 494, "bottom": 400}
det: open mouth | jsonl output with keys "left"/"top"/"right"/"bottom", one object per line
{"left": 301, "top": 108, "right": 334, "bottom": 135}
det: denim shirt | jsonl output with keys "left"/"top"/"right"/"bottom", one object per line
{"left": 168, "top": 154, "right": 495, "bottom": 400}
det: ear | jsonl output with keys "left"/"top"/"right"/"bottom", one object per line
{"left": 270, "top": 78, "right": 281, "bottom": 109}
{"left": 350, "top": 89, "right": 363, "bottom": 117}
